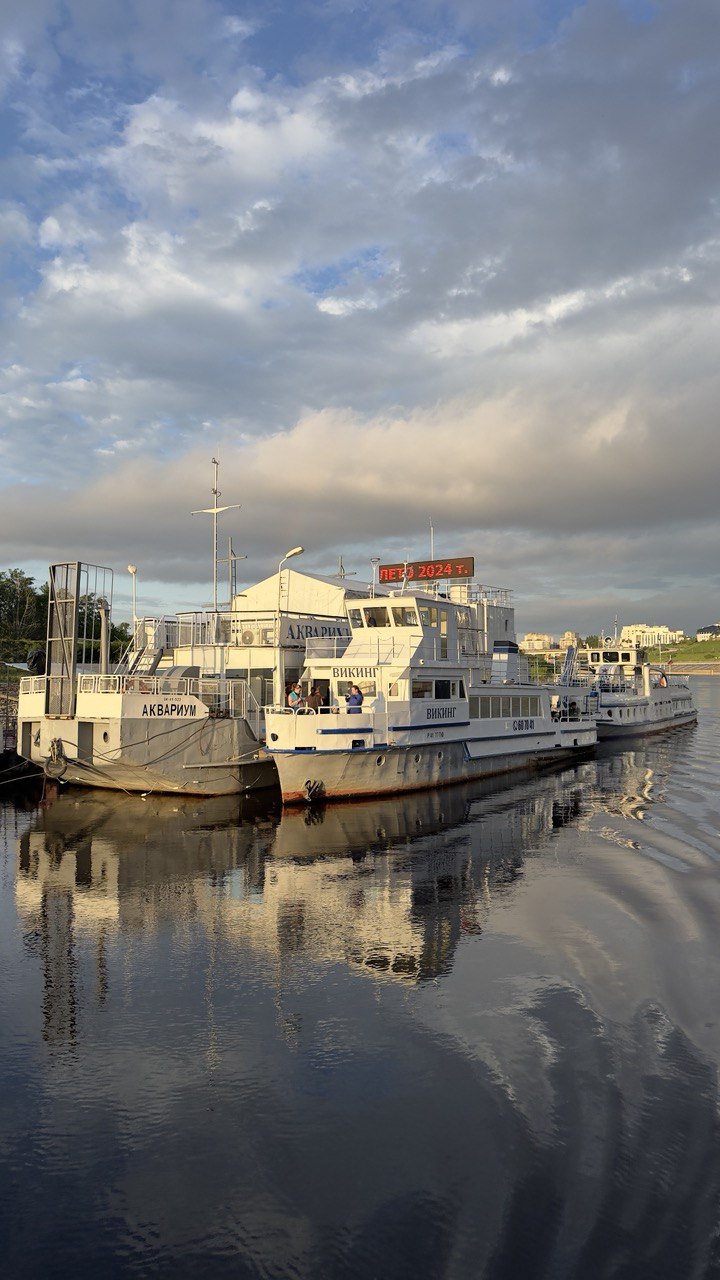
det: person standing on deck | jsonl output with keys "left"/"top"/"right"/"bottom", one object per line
{"left": 346, "top": 685, "right": 363, "bottom": 713}
{"left": 287, "top": 683, "right": 303, "bottom": 709}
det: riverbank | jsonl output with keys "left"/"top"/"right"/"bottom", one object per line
{"left": 661, "top": 662, "right": 720, "bottom": 675}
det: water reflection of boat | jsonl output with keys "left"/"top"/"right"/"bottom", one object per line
{"left": 14, "top": 767, "right": 593, "bottom": 1040}
{"left": 13, "top": 742, "right": 685, "bottom": 1050}
{"left": 20, "top": 739, "right": 686, "bottom": 1049}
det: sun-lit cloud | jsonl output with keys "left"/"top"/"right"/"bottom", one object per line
{"left": 1, "top": 0, "right": 719, "bottom": 634}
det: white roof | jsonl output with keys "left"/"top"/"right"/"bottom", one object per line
{"left": 235, "top": 568, "right": 380, "bottom": 615}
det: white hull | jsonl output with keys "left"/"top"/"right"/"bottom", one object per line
{"left": 18, "top": 679, "right": 277, "bottom": 796}
{"left": 593, "top": 688, "right": 697, "bottom": 741}
{"left": 265, "top": 585, "right": 598, "bottom": 806}
{"left": 54, "top": 744, "right": 276, "bottom": 796}
{"left": 271, "top": 725, "right": 595, "bottom": 805}
{"left": 574, "top": 640, "right": 698, "bottom": 743}
{"left": 596, "top": 705, "right": 697, "bottom": 740}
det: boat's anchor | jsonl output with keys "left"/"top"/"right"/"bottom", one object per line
{"left": 304, "top": 779, "right": 325, "bottom": 803}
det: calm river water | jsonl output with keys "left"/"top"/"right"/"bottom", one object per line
{"left": 2, "top": 679, "right": 720, "bottom": 1279}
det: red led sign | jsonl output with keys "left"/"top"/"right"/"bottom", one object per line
{"left": 378, "top": 557, "right": 475, "bottom": 584}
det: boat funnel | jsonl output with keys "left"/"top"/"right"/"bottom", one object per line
{"left": 491, "top": 640, "right": 522, "bottom": 683}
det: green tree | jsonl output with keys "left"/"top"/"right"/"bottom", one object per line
{"left": 110, "top": 620, "right": 132, "bottom": 662}
{"left": 0, "top": 570, "right": 39, "bottom": 639}
{"left": 0, "top": 570, "right": 46, "bottom": 661}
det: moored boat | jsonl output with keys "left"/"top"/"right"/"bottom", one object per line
{"left": 15, "top": 555, "right": 358, "bottom": 797}
{"left": 563, "top": 636, "right": 697, "bottom": 740}
{"left": 264, "top": 558, "right": 597, "bottom": 806}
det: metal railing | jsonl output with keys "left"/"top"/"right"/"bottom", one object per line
{"left": 19, "top": 676, "right": 47, "bottom": 696}
{"left": 23, "top": 673, "right": 264, "bottom": 739}
{"left": 305, "top": 636, "right": 351, "bottom": 659}
{"left": 306, "top": 635, "right": 498, "bottom": 665}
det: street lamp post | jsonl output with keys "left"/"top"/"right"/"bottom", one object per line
{"left": 370, "top": 557, "right": 380, "bottom": 598}
{"left": 276, "top": 547, "right": 304, "bottom": 705}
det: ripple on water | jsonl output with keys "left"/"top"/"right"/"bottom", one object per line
{"left": 1, "top": 683, "right": 720, "bottom": 1278}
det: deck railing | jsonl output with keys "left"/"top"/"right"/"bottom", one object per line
{"left": 23, "top": 673, "right": 263, "bottom": 739}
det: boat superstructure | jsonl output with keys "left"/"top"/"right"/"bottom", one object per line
{"left": 264, "top": 567, "right": 597, "bottom": 805}
{"left": 564, "top": 636, "right": 697, "bottom": 740}
{"left": 16, "top": 558, "right": 359, "bottom": 796}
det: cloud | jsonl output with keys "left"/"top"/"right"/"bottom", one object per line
{"left": 1, "top": 0, "right": 719, "bottom": 634}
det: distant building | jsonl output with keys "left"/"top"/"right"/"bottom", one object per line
{"left": 619, "top": 623, "right": 685, "bottom": 648}
{"left": 560, "top": 630, "right": 582, "bottom": 651}
{"left": 520, "top": 632, "right": 555, "bottom": 653}
{"left": 697, "top": 624, "right": 720, "bottom": 641}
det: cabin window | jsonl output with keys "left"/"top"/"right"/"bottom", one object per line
{"left": 392, "top": 606, "right": 418, "bottom": 626}
{"left": 479, "top": 697, "right": 492, "bottom": 718}
{"left": 434, "top": 679, "right": 465, "bottom": 699}
{"left": 469, "top": 696, "right": 479, "bottom": 718}
{"left": 603, "top": 651, "right": 619, "bottom": 663}
{"left": 591, "top": 652, "right": 601, "bottom": 664}
{"left": 621, "top": 652, "right": 631, "bottom": 663}
{"left": 501, "top": 696, "right": 511, "bottom": 717}
{"left": 412, "top": 679, "right": 434, "bottom": 699}
{"left": 511, "top": 696, "right": 522, "bottom": 716}
{"left": 438, "top": 610, "right": 448, "bottom": 659}
{"left": 388, "top": 682, "right": 401, "bottom": 698}
{"left": 338, "top": 679, "right": 377, "bottom": 697}
{"left": 364, "top": 607, "right": 389, "bottom": 627}
{"left": 348, "top": 608, "right": 364, "bottom": 628}
{"left": 418, "top": 606, "right": 439, "bottom": 627}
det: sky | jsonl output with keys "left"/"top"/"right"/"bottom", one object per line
{"left": 1, "top": 0, "right": 720, "bottom": 636}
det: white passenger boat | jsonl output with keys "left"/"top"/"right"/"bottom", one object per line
{"left": 264, "top": 562, "right": 597, "bottom": 806}
{"left": 565, "top": 637, "right": 697, "bottom": 740}
{"left": 15, "top": 556, "right": 358, "bottom": 797}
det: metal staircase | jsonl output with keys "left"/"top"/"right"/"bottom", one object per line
{"left": 127, "top": 646, "right": 165, "bottom": 677}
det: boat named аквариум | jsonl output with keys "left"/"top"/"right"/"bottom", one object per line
{"left": 15, "top": 553, "right": 363, "bottom": 797}
{"left": 264, "top": 554, "right": 597, "bottom": 806}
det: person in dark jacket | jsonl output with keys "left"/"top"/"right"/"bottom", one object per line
{"left": 346, "top": 684, "right": 364, "bottom": 712}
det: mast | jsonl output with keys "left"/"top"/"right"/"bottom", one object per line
{"left": 191, "top": 457, "right": 241, "bottom": 610}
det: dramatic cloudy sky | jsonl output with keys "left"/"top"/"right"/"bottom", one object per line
{"left": 2, "top": 0, "right": 719, "bottom": 634}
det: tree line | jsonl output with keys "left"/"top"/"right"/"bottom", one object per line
{"left": 0, "top": 569, "right": 131, "bottom": 664}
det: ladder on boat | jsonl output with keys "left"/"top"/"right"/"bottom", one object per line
{"left": 127, "top": 646, "right": 165, "bottom": 676}
{"left": 559, "top": 645, "right": 577, "bottom": 684}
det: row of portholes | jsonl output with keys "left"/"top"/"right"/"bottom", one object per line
{"left": 375, "top": 751, "right": 444, "bottom": 766}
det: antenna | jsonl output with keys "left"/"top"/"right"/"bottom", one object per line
{"left": 337, "top": 555, "right": 356, "bottom": 580}
{"left": 429, "top": 518, "right": 434, "bottom": 560}
{"left": 401, "top": 551, "right": 409, "bottom": 593}
{"left": 191, "top": 457, "right": 241, "bottom": 610}
{"left": 219, "top": 536, "right": 247, "bottom": 604}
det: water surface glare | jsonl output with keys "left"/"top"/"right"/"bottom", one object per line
{"left": 2, "top": 679, "right": 720, "bottom": 1278}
